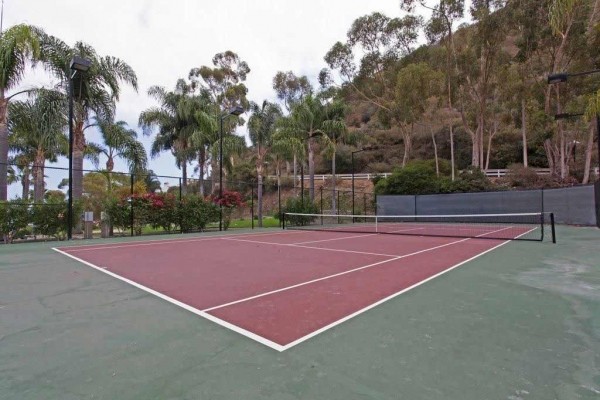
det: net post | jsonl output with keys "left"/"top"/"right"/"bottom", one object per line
{"left": 282, "top": 213, "right": 286, "bottom": 230}
{"left": 375, "top": 215, "right": 378, "bottom": 233}
{"left": 550, "top": 212, "right": 556, "bottom": 243}
{"left": 540, "top": 212, "right": 545, "bottom": 242}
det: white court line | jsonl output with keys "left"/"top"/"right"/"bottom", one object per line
{"left": 291, "top": 227, "right": 424, "bottom": 245}
{"left": 52, "top": 225, "right": 521, "bottom": 352}
{"left": 202, "top": 227, "right": 514, "bottom": 313}
{"left": 51, "top": 247, "right": 286, "bottom": 352}
{"left": 278, "top": 226, "right": 538, "bottom": 350}
{"left": 59, "top": 230, "right": 307, "bottom": 252}
{"left": 222, "top": 237, "right": 400, "bottom": 258}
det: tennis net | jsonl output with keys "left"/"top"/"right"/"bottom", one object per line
{"left": 282, "top": 212, "right": 556, "bottom": 242}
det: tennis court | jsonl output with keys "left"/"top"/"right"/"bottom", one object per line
{"left": 2, "top": 219, "right": 599, "bottom": 399}
{"left": 52, "top": 213, "right": 553, "bottom": 351}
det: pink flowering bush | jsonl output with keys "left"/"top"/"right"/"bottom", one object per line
{"left": 209, "top": 190, "right": 245, "bottom": 230}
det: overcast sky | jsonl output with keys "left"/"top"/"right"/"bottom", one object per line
{"left": 7, "top": 0, "right": 438, "bottom": 196}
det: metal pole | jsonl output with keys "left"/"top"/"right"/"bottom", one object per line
{"left": 219, "top": 116, "right": 223, "bottom": 231}
{"left": 130, "top": 173, "right": 134, "bottom": 236}
{"left": 596, "top": 115, "right": 600, "bottom": 178}
{"left": 278, "top": 174, "right": 281, "bottom": 227}
{"left": 301, "top": 163, "right": 304, "bottom": 207}
{"left": 67, "top": 74, "right": 74, "bottom": 240}
{"left": 251, "top": 185, "right": 254, "bottom": 229}
{"left": 179, "top": 178, "right": 183, "bottom": 234}
{"left": 351, "top": 151, "right": 355, "bottom": 221}
{"left": 320, "top": 186, "right": 323, "bottom": 225}
{"left": 337, "top": 190, "right": 340, "bottom": 223}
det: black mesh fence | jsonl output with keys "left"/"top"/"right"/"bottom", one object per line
{"left": 1, "top": 163, "right": 261, "bottom": 243}
{"left": 378, "top": 185, "right": 599, "bottom": 227}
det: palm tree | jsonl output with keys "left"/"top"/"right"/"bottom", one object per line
{"left": 139, "top": 81, "right": 214, "bottom": 195}
{"left": 320, "top": 100, "right": 347, "bottom": 212}
{"left": 143, "top": 170, "right": 161, "bottom": 193}
{"left": 248, "top": 100, "right": 283, "bottom": 226}
{"left": 278, "top": 94, "right": 345, "bottom": 202}
{"left": 8, "top": 89, "right": 67, "bottom": 202}
{"left": 94, "top": 116, "right": 148, "bottom": 191}
{"left": 40, "top": 36, "right": 137, "bottom": 203}
{"left": 8, "top": 154, "right": 32, "bottom": 200}
{"left": 0, "top": 24, "right": 42, "bottom": 200}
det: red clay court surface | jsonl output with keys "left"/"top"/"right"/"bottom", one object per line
{"left": 53, "top": 226, "right": 530, "bottom": 351}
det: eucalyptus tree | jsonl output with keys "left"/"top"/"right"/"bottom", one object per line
{"left": 8, "top": 89, "right": 67, "bottom": 202}
{"left": 401, "top": 0, "right": 465, "bottom": 179}
{"left": 272, "top": 71, "right": 313, "bottom": 181}
{"left": 0, "top": 24, "right": 42, "bottom": 200}
{"left": 323, "top": 12, "right": 422, "bottom": 163}
{"left": 278, "top": 93, "right": 346, "bottom": 202}
{"left": 40, "top": 36, "right": 137, "bottom": 200}
{"left": 189, "top": 51, "right": 250, "bottom": 190}
{"left": 248, "top": 100, "right": 283, "bottom": 226}
{"left": 94, "top": 116, "right": 148, "bottom": 191}
{"left": 395, "top": 63, "right": 444, "bottom": 166}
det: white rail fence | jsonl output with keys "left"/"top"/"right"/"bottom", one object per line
{"left": 268, "top": 167, "right": 599, "bottom": 182}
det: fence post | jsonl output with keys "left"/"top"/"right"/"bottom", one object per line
{"left": 278, "top": 178, "right": 282, "bottom": 227}
{"left": 363, "top": 193, "right": 367, "bottom": 215}
{"left": 337, "top": 190, "right": 341, "bottom": 223}
{"left": 179, "top": 178, "right": 183, "bottom": 234}
{"left": 130, "top": 173, "right": 134, "bottom": 237}
{"left": 251, "top": 185, "right": 254, "bottom": 229}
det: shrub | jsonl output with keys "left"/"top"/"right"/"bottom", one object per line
{"left": 104, "top": 197, "right": 132, "bottom": 234}
{"left": 375, "top": 161, "right": 440, "bottom": 195}
{"left": 282, "top": 196, "right": 319, "bottom": 226}
{"left": 31, "top": 201, "right": 68, "bottom": 240}
{"left": 209, "top": 190, "right": 245, "bottom": 230}
{"left": 0, "top": 201, "right": 30, "bottom": 244}
{"left": 504, "top": 164, "right": 541, "bottom": 188}
{"left": 440, "top": 167, "right": 493, "bottom": 193}
{"left": 178, "top": 195, "right": 219, "bottom": 232}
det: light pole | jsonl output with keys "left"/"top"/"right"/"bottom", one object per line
{"left": 67, "top": 56, "right": 91, "bottom": 240}
{"left": 219, "top": 105, "right": 244, "bottom": 231}
{"left": 548, "top": 70, "right": 600, "bottom": 180}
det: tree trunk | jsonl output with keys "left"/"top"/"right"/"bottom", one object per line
{"left": 431, "top": 126, "right": 439, "bottom": 176}
{"left": 521, "top": 99, "right": 528, "bottom": 167}
{"left": 582, "top": 123, "right": 594, "bottom": 184}
{"left": 210, "top": 158, "right": 217, "bottom": 194}
{"left": 450, "top": 125, "right": 455, "bottom": 181}
{"left": 21, "top": 166, "right": 30, "bottom": 200}
{"left": 199, "top": 149, "right": 205, "bottom": 196}
{"left": 308, "top": 140, "right": 315, "bottom": 202}
{"left": 257, "top": 168, "right": 263, "bottom": 228}
{"left": 485, "top": 133, "right": 493, "bottom": 170}
{"left": 181, "top": 161, "right": 188, "bottom": 195}
{"left": 331, "top": 150, "right": 336, "bottom": 213}
{"left": 0, "top": 97, "right": 8, "bottom": 201}
{"left": 33, "top": 149, "right": 45, "bottom": 202}
{"left": 401, "top": 124, "right": 412, "bottom": 167}
{"left": 471, "top": 128, "right": 480, "bottom": 167}
{"left": 293, "top": 154, "right": 297, "bottom": 193}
